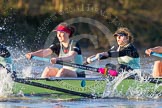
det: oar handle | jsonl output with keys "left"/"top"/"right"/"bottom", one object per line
{"left": 56, "top": 60, "right": 99, "bottom": 72}
{"left": 151, "top": 52, "right": 162, "bottom": 58}
{"left": 31, "top": 56, "right": 50, "bottom": 62}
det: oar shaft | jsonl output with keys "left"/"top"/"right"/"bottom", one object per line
{"left": 151, "top": 52, "right": 162, "bottom": 58}
{"left": 56, "top": 60, "right": 99, "bottom": 72}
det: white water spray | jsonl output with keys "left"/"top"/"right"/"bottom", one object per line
{"left": 102, "top": 69, "right": 162, "bottom": 99}
{"left": 0, "top": 68, "right": 14, "bottom": 97}
{"left": 102, "top": 70, "right": 137, "bottom": 98}
{"left": 22, "top": 66, "right": 32, "bottom": 78}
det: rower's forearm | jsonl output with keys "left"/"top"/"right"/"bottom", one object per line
{"left": 151, "top": 46, "right": 162, "bottom": 54}
{"left": 108, "top": 50, "right": 139, "bottom": 58}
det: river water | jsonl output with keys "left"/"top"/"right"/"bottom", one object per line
{"left": 0, "top": 97, "right": 162, "bottom": 108}
{"left": 0, "top": 48, "right": 162, "bottom": 108}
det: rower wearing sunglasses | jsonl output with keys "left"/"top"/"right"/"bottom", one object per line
{"left": 87, "top": 27, "right": 140, "bottom": 74}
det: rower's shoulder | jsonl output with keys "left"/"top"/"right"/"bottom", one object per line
{"left": 71, "top": 40, "right": 80, "bottom": 47}
{"left": 127, "top": 44, "right": 138, "bottom": 50}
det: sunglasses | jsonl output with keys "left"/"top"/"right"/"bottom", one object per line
{"left": 114, "top": 33, "right": 127, "bottom": 37}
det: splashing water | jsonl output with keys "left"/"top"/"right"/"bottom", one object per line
{"left": 8, "top": 47, "right": 45, "bottom": 78}
{"left": 102, "top": 69, "right": 162, "bottom": 100}
{"left": 126, "top": 81, "right": 162, "bottom": 100}
{"left": 22, "top": 66, "right": 32, "bottom": 78}
{"left": 102, "top": 70, "right": 137, "bottom": 98}
{"left": 0, "top": 68, "right": 14, "bottom": 97}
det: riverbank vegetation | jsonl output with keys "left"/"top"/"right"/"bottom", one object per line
{"left": 0, "top": 0, "right": 162, "bottom": 50}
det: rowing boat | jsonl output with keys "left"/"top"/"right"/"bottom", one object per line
{"left": 2, "top": 53, "right": 162, "bottom": 99}
{"left": 1, "top": 65, "right": 162, "bottom": 99}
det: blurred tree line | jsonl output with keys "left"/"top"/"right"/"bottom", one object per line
{"left": 0, "top": 0, "right": 162, "bottom": 50}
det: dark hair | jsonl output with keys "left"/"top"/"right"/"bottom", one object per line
{"left": 58, "top": 23, "right": 76, "bottom": 38}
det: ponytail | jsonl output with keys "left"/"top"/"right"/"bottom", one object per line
{"left": 68, "top": 26, "right": 75, "bottom": 37}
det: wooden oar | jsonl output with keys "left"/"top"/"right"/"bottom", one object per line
{"left": 31, "top": 56, "right": 118, "bottom": 77}
{"left": 0, "top": 63, "right": 97, "bottom": 98}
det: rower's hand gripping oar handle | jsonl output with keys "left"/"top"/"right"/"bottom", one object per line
{"left": 31, "top": 56, "right": 118, "bottom": 77}
{"left": 151, "top": 52, "right": 162, "bottom": 58}
{"left": 87, "top": 46, "right": 115, "bottom": 64}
